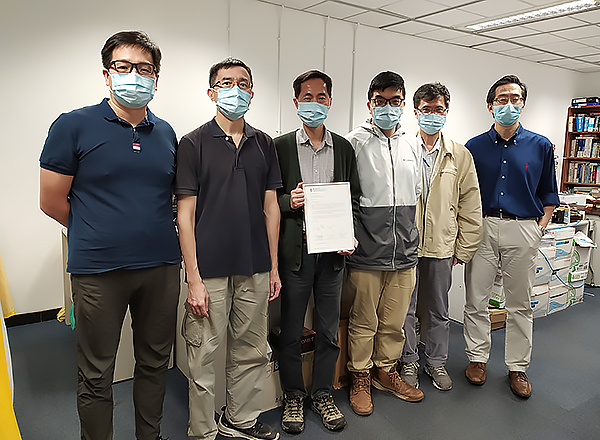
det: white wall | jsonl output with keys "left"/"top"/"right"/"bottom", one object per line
{"left": 0, "top": 0, "right": 593, "bottom": 314}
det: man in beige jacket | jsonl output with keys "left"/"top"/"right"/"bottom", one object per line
{"left": 399, "top": 83, "right": 482, "bottom": 391}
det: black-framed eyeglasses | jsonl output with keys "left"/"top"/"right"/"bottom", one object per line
{"left": 212, "top": 79, "right": 253, "bottom": 92}
{"left": 109, "top": 60, "right": 156, "bottom": 77}
{"left": 370, "top": 97, "right": 404, "bottom": 107}
{"left": 417, "top": 106, "right": 447, "bottom": 115}
{"left": 493, "top": 95, "right": 524, "bottom": 105}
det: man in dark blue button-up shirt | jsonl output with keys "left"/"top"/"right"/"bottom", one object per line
{"left": 463, "top": 75, "right": 559, "bottom": 399}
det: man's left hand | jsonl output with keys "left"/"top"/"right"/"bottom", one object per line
{"left": 269, "top": 268, "right": 281, "bottom": 301}
{"left": 452, "top": 256, "right": 464, "bottom": 266}
{"left": 337, "top": 237, "right": 359, "bottom": 256}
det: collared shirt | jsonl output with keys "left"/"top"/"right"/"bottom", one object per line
{"left": 296, "top": 126, "right": 334, "bottom": 184}
{"left": 418, "top": 134, "right": 441, "bottom": 203}
{"left": 175, "top": 118, "right": 282, "bottom": 278}
{"left": 39, "top": 98, "right": 181, "bottom": 274}
{"left": 466, "top": 123, "right": 559, "bottom": 218}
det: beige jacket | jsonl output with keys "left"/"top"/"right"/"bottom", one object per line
{"left": 416, "top": 132, "right": 482, "bottom": 262}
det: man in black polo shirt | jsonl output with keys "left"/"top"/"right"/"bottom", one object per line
{"left": 175, "top": 58, "right": 282, "bottom": 440}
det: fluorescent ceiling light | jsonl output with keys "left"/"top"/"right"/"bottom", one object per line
{"left": 466, "top": 0, "right": 600, "bottom": 31}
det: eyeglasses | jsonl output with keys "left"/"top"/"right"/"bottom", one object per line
{"left": 493, "top": 95, "right": 524, "bottom": 105}
{"left": 212, "top": 79, "right": 253, "bottom": 92}
{"left": 370, "top": 97, "right": 404, "bottom": 107}
{"left": 109, "top": 60, "right": 156, "bottom": 77}
{"left": 417, "top": 106, "right": 447, "bottom": 115}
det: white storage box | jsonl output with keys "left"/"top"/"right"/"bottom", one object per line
{"left": 535, "top": 246, "right": 555, "bottom": 286}
{"left": 567, "top": 285, "right": 584, "bottom": 306}
{"left": 548, "top": 285, "right": 569, "bottom": 314}
{"left": 549, "top": 258, "right": 571, "bottom": 289}
{"left": 547, "top": 227, "right": 575, "bottom": 261}
{"left": 531, "top": 284, "right": 549, "bottom": 318}
{"left": 568, "top": 269, "right": 587, "bottom": 287}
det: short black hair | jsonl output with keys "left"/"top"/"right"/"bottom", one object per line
{"left": 209, "top": 58, "right": 253, "bottom": 88}
{"left": 367, "top": 71, "right": 405, "bottom": 100}
{"left": 101, "top": 31, "right": 162, "bottom": 73}
{"left": 413, "top": 82, "right": 450, "bottom": 109}
{"left": 293, "top": 70, "right": 333, "bottom": 99}
{"left": 486, "top": 74, "right": 527, "bottom": 105}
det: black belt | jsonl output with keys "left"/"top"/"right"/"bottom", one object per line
{"left": 486, "top": 210, "right": 536, "bottom": 221}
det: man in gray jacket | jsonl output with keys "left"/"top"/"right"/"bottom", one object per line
{"left": 399, "top": 83, "right": 482, "bottom": 392}
{"left": 344, "top": 71, "right": 423, "bottom": 416}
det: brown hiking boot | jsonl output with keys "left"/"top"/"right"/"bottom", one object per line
{"left": 372, "top": 366, "right": 424, "bottom": 402}
{"left": 350, "top": 371, "right": 373, "bottom": 416}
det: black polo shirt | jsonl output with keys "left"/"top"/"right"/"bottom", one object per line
{"left": 175, "top": 118, "right": 282, "bottom": 278}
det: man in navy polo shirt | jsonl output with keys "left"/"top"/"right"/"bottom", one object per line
{"left": 176, "top": 58, "right": 282, "bottom": 440}
{"left": 463, "top": 75, "right": 559, "bottom": 398}
{"left": 39, "top": 31, "right": 180, "bottom": 440}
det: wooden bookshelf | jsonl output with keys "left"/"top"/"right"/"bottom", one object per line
{"left": 561, "top": 105, "right": 600, "bottom": 191}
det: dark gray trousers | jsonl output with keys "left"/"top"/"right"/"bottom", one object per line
{"left": 401, "top": 257, "right": 452, "bottom": 368}
{"left": 71, "top": 264, "right": 180, "bottom": 440}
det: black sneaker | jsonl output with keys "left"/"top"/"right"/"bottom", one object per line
{"left": 311, "top": 393, "right": 347, "bottom": 431}
{"left": 281, "top": 395, "right": 305, "bottom": 433}
{"left": 218, "top": 410, "right": 280, "bottom": 440}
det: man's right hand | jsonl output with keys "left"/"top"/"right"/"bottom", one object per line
{"left": 290, "top": 181, "right": 305, "bottom": 210}
{"left": 187, "top": 279, "right": 209, "bottom": 317}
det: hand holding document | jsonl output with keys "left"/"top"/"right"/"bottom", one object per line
{"left": 303, "top": 182, "right": 355, "bottom": 254}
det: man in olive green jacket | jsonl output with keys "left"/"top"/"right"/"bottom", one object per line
{"left": 274, "top": 70, "right": 360, "bottom": 435}
{"left": 400, "top": 82, "right": 482, "bottom": 391}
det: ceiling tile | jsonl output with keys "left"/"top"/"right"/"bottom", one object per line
{"left": 479, "top": 25, "right": 540, "bottom": 38}
{"left": 431, "top": 0, "right": 484, "bottom": 6}
{"left": 551, "top": 24, "right": 600, "bottom": 40}
{"left": 273, "top": 0, "right": 323, "bottom": 9}
{"left": 459, "top": 0, "right": 533, "bottom": 18}
{"left": 474, "top": 40, "right": 523, "bottom": 52}
{"left": 571, "top": 8, "right": 600, "bottom": 24}
{"left": 306, "top": 1, "right": 365, "bottom": 18}
{"left": 446, "top": 33, "right": 497, "bottom": 46}
{"left": 346, "top": 10, "right": 403, "bottom": 27}
{"left": 344, "top": 0, "right": 398, "bottom": 7}
{"left": 381, "top": 0, "right": 450, "bottom": 19}
{"left": 542, "top": 58, "right": 597, "bottom": 69}
{"left": 424, "top": 8, "right": 484, "bottom": 26}
{"left": 519, "top": 51, "right": 562, "bottom": 62}
{"left": 578, "top": 35, "right": 600, "bottom": 46}
{"left": 418, "top": 27, "right": 470, "bottom": 41}
{"left": 579, "top": 53, "right": 600, "bottom": 62}
{"left": 519, "top": 0, "right": 564, "bottom": 4}
{"left": 523, "top": 16, "right": 585, "bottom": 32}
{"left": 538, "top": 40, "right": 599, "bottom": 56}
{"left": 500, "top": 46, "right": 543, "bottom": 57}
{"left": 513, "top": 32, "right": 565, "bottom": 45}
{"left": 384, "top": 20, "right": 439, "bottom": 34}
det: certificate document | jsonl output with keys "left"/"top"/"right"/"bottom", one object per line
{"left": 303, "top": 182, "right": 354, "bottom": 254}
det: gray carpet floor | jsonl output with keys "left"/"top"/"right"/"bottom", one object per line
{"left": 9, "top": 289, "right": 600, "bottom": 440}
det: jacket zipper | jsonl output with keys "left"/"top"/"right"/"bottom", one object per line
{"left": 388, "top": 138, "right": 397, "bottom": 270}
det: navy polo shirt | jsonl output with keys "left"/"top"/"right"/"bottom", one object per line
{"left": 466, "top": 124, "right": 559, "bottom": 218}
{"left": 175, "top": 118, "right": 282, "bottom": 279}
{"left": 40, "top": 98, "right": 181, "bottom": 274}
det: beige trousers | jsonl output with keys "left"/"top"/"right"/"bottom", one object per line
{"left": 183, "top": 273, "right": 270, "bottom": 439}
{"left": 464, "top": 217, "right": 542, "bottom": 371}
{"left": 345, "top": 266, "right": 416, "bottom": 372}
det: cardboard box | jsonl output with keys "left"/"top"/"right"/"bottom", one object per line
{"left": 548, "top": 285, "right": 569, "bottom": 314}
{"left": 547, "top": 227, "right": 575, "bottom": 261}
{"left": 531, "top": 284, "right": 549, "bottom": 318}
{"left": 571, "top": 245, "right": 592, "bottom": 273}
{"left": 535, "top": 246, "right": 555, "bottom": 286}
{"left": 489, "top": 307, "right": 507, "bottom": 330}
{"left": 333, "top": 319, "right": 349, "bottom": 389}
{"left": 568, "top": 269, "right": 587, "bottom": 287}
{"left": 549, "top": 259, "right": 571, "bottom": 289}
{"left": 567, "top": 285, "right": 584, "bottom": 306}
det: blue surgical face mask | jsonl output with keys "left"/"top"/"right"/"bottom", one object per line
{"left": 418, "top": 113, "right": 446, "bottom": 135}
{"left": 111, "top": 72, "right": 155, "bottom": 109}
{"left": 216, "top": 86, "right": 252, "bottom": 121}
{"left": 372, "top": 104, "right": 402, "bottom": 130}
{"left": 297, "top": 102, "right": 329, "bottom": 128}
{"left": 493, "top": 103, "right": 522, "bottom": 127}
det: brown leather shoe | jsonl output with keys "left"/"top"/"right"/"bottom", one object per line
{"left": 350, "top": 371, "right": 373, "bottom": 416}
{"left": 372, "top": 366, "right": 424, "bottom": 402}
{"left": 509, "top": 371, "right": 532, "bottom": 398}
{"left": 465, "top": 362, "right": 486, "bottom": 385}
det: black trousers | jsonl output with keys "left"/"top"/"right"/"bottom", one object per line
{"left": 279, "top": 243, "right": 343, "bottom": 398}
{"left": 71, "top": 264, "right": 180, "bottom": 440}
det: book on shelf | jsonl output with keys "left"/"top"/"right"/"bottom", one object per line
{"left": 572, "top": 114, "right": 600, "bottom": 132}
{"left": 571, "top": 97, "right": 599, "bottom": 106}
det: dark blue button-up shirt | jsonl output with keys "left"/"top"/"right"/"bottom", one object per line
{"left": 466, "top": 124, "right": 559, "bottom": 218}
